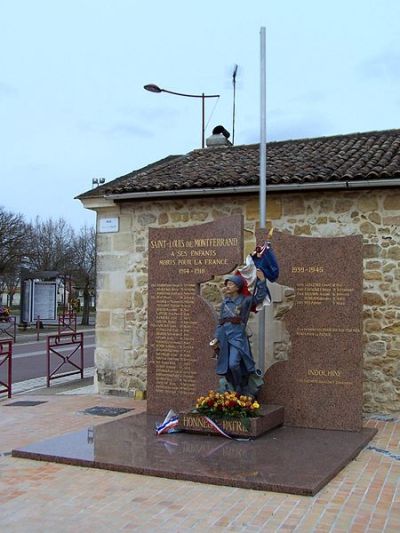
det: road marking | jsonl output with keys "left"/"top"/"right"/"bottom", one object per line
{"left": 12, "top": 343, "right": 96, "bottom": 359}
{"left": 15, "top": 334, "right": 95, "bottom": 347}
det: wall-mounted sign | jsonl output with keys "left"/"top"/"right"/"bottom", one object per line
{"left": 99, "top": 217, "right": 119, "bottom": 233}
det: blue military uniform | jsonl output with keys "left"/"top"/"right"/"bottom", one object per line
{"left": 215, "top": 277, "right": 268, "bottom": 394}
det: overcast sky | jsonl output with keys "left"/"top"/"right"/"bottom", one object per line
{"left": 1, "top": 0, "right": 399, "bottom": 228}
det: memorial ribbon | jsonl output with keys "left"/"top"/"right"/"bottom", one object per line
{"left": 204, "top": 416, "right": 234, "bottom": 439}
{"left": 155, "top": 409, "right": 180, "bottom": 435}
{"left": 204, "top": 416, "right": 251, "bottom": 442}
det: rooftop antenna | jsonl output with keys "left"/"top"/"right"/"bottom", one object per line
{"left": 232, "top": 64, "right": 238, "bottom": 145}
{"left": 92, "top": 177, "right": 105, "bottom": 188}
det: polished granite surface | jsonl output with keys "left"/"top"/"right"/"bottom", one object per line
{"left": 12, "top": 413, "right": 377, "bottom": 496}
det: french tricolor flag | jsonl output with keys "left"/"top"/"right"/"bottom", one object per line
{"left": 235, "top": 242, "right": 279, "bottom": 309}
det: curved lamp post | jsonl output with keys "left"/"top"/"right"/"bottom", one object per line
{"left": 144, "top": 84, "right": 220, "bottom": 148}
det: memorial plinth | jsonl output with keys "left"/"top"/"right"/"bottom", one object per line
{"left": 178, "top": 405, "right": 284, "bottom": 438}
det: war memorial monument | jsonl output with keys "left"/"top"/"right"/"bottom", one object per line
{"left": 13, "top": 214, "right": 377, "bottom": 495}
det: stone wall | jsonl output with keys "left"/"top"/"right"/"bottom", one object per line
{"left": 94, "top": 188, "right": 400, "bottom": 413}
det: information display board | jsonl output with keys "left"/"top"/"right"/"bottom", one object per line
{"left": 32, "top": 281, "right": 57, "bottom": 322}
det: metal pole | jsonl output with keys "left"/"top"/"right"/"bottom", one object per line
{"left": 63, "top": 274, "right": 66, "bottom": 315}
{"left": 201, "top": 93, "right": 205, "bottom": 148}
{"left": 232, "top": 65, "right": 238, "bottom": 145}
{"left": 7, "top": 341, "right": 12, "bottom": 398}
{"left": 260, "top": 27, "right": 267, "bottom": 227}
{"left": 258, "top": 26, "right": 267, "bottom": 374}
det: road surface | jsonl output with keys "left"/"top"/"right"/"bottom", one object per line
{"left": 7, "top": 331, "right": 95, "bottom": 383}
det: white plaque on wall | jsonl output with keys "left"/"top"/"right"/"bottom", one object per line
{"left": 99, "top": 217, "right": 119, "bottom": 233}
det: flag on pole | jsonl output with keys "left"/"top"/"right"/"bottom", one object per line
{"left": 250, "top": 242, "right": 279, "bottom": 282}
{"left": 234, "top": 241, "right": 279, "bottom": 310}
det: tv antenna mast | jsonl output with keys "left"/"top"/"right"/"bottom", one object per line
{"left": 232, "top": 64, "right": 238, "bottom": 145}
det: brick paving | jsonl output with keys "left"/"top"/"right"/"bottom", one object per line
{"left": 0, "top": 390, "right": 399, "bottom": 532}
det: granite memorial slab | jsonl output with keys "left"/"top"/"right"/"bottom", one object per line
{"left": 257, "top": 231, "right": 364, "bottom": 431}
{"left": 12, "top": 412, "right": 377, "bottom": 496}
{"left": 147, "top": 215, "right": 243, "bottom": 415}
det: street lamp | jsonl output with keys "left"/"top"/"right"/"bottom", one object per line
{"left": 144, "top": 83, "right": 220, "bottom": 148}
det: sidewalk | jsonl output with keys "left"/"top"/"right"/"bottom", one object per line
{"left": 10, "top": 368, "right": 96, "bottom": 396}
{"left": 0, "top": 374, "right": 399, "bottom": 533}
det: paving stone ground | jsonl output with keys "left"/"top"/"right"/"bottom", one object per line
{"left": 0, "top": 387, "right": 399, "bottom": 532}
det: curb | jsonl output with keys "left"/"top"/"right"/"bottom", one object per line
{"left": 4, "top": 367, "right": 96, "bottom": 397}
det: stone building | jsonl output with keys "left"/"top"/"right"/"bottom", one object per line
{"left": 77, "top": 128, "right": 400, "bottom": 414}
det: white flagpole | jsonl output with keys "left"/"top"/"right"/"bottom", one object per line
{"left": 258, "top": 26, "right": 267, "bottom": 374}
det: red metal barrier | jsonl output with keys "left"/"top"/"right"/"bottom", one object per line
{"left": 47, "top": 332, "right": 84, "bottom": 387}
{"left": 0, "top": 316, "right": 17, "bottom": 343}
{"left": 58, "top": 311, "right": 77, "bottom": 335}
{"left": 36, "top": 315, "right": 41, "bottom": 341}
{"left": 0, "top": 340, "right": 12, "bottom": 398}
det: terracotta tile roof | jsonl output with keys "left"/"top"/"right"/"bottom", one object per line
{"left": 77, "top": 129, "right": 400, "bottom": 199}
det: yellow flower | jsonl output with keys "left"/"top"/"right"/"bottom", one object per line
{"left": 252, "top": 401, "right": 260, "bottom": 409}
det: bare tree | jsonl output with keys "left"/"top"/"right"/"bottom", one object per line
{"left": 70, "top": 225, "right": 96, "bottom": 325}
{"left": 0, "top": 207, "right": 27, "bottom": 275}
{"left": 1, "top": 271, "right": 20, "bottom": 306}
{"left": 25, "top": 217, "right": 74, "bottom": 273}
{"left": 0, "top": 213, "right": 96, "bottom": 323}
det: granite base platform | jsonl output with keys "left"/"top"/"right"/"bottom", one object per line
{"left": 12, "top": 413, "right": 377, "bottom": 496}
